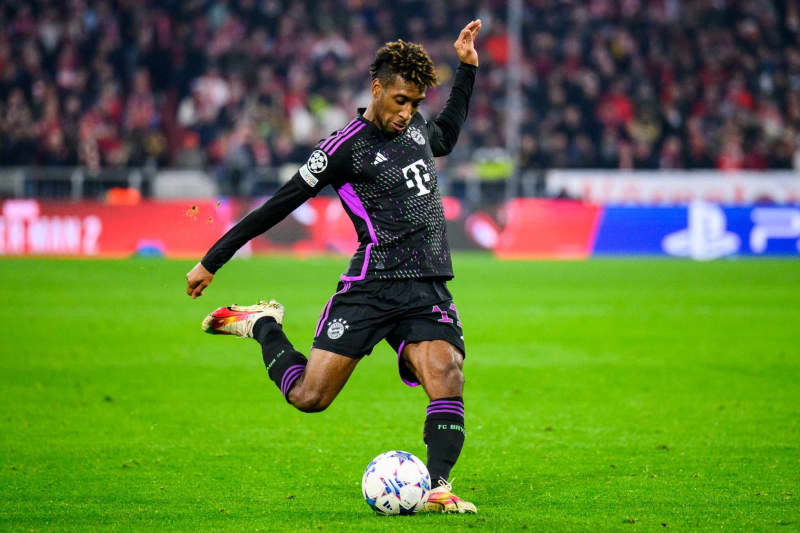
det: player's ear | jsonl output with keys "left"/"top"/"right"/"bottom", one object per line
{"left": 371, "top": 78, "right": 383, "bottom": 99}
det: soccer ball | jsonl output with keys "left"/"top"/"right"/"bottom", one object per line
{"left": 361, "top": 450, "right": 431, "bottom": 515}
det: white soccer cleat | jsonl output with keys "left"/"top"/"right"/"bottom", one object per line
{"left": 201, "top": 300, "right": 284, "bottom": 338}
{"left": 421, "top": 479, "right": 477, "bottom": 514}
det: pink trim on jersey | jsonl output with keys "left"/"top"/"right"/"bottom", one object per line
{"left": 319, "top": 119, "right": 358, "bottom": 152}
{"left": 341, "top": 242, "right": 372, "bottom": 282}
{"left": 328, "top": 122, "right": 366, "bottom": 154}
{"left": 337, "top": 183, "right": 377, "bottom": 244}
{"left": 337, "top": 182, "right": 377, "bottom": 282}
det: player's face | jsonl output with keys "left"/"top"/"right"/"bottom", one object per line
{"left": 371, "top": 75, "right": 426, "bottom": 135}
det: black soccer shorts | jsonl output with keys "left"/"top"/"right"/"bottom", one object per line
{"left": 311, "top": 278, "right": 466, "bottom": 387}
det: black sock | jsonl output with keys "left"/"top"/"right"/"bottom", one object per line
{"left": 424, "top": 396, "right": 465, "bottom": 485}
{"left": 253, "top": 317, "right": 307, "bottom": 401}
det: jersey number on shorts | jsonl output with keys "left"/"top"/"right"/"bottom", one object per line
{"left": 432, "top": 303, "right": 462, "bottom": 327}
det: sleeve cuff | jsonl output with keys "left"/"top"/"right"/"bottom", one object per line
{"left": 200, "top": 257, "right": 218, "bottom": 274}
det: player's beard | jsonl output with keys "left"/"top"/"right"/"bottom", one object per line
{"left": 375, "top": 100, "right": 405, "bottom": 137}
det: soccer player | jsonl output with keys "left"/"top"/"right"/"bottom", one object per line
{"left": 186, "top": 20, "right": 481, "bottom": 514}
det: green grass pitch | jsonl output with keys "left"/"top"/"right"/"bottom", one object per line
{"left": 1, "top": 255, "right": 798, "bottom": 531}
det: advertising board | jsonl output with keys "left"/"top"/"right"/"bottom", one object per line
{"left": 2, "top": 198, "right": 798, "bottom": 260}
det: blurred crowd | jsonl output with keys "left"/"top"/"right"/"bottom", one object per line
{"left": 0, "top": 0, "right": 799, "bottom": 176}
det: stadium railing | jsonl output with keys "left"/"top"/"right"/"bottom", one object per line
{"left": 0, "top": 165, "right": 547, "bottom": 204}
{"left": 0, "top": 167, "right": 797, "bottom": 206}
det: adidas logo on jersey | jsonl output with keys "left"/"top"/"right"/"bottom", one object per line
{"left": 373, "top": 152, "right": 388, "bottom": 165}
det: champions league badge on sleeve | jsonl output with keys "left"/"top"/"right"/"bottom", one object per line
{"left": 299, "top": 149, "right": 328, "bottom": 187}
{"left": 307, "top": 150, "right": 329, "bottom": 173}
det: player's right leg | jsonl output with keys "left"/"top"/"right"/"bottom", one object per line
{"left": 386, "top": 280, "right": 476, "bottom": 513}
{"left": 202, "top": 301, "right": 359, "bottom": 411}
{"left": 401, "top": 339, "right": 476, "bottom": 514}
{"left": 284, "top": 348, "right": 359, "bottom": 412}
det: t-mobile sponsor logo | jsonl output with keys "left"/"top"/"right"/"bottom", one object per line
{"left": 403, "top": 159, "right": 431, "bottom": 196}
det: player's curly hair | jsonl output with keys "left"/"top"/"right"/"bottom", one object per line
{"left": 369, "top": 40, "right": 438, "bottom": 90}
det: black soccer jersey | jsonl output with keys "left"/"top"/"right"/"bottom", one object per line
{"left": 294, "top": 111, "right": 455, "bottom": 280}
{"left": 201, "top": 63, "right": 477, "bottom": 280}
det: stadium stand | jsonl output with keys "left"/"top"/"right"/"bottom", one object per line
{"left": 0, "top": 0, "right": 798, "bottom": 180}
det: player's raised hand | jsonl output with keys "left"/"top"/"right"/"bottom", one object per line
{"left": 454, "top": 19, "right": 482, "bottom": 67}
{"left": 186, "top": 261, "right": 214, "bottom": 299}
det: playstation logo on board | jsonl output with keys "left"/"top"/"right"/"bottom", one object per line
{"left": 662, "top": 201, "right": 740, "bottom": 260}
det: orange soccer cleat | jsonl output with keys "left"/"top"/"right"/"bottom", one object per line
{"left": 201, "top": 300, "right": 284, "bottom": 338}
{"left": 422, "top": 480, "right": 477, "bottom": 514}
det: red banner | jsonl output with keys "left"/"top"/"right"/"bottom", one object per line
{"left": 494, "top": 199, "right": 602, "bottom": 259}
{"left": 0, "top": 199, "right": 232, "bottom": 257}
{"left": 1, "top": 197, "right": 603, "bottom": 260}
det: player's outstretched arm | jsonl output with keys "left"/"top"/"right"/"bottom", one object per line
{"left": 427, "top": 19, "right": 481, "bottom": 157}
{"left": 185, "top": 131, "right": 352, "bottom": 300}
{"left": 184, "top": 179, "right": 311, "bottom": 298}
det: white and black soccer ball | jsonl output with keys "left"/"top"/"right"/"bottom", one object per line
{"left": 361, "top": 450, "right": 431, "bottom": 515}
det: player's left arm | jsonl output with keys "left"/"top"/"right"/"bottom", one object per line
{"left": 185, "top": 180, "right": 310, "bottom": 298}
{"left": 187, "top": 140, "right": 350, "bottom": 297}
{"left": 426, "top": 19, "right": 481, "bottom": 157}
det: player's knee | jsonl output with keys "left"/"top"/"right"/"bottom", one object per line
{"left": 289, "top": 388, "right": 331, "bottom": 413}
